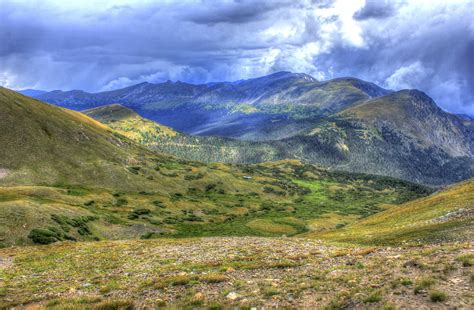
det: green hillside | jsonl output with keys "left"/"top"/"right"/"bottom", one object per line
{"left": 0, "top": 87, "right": 162, "bottom": 190}
{"left": 83, "top": 104, "right": 179, "bottom": 140}
{"left": 317, "top": 178, "right": 474, "bottom": 245}
{"left": 84, "top": 104, "right": 282, "bottom": 163}
{"left": 0, "top": 88, "right": 432, "bottom": 246}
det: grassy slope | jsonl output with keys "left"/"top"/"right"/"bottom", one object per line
{"left": 0, "top": 87, "right": 163, "bottom": 190}
{"left": 0, "top": 88, "right": 430, "bottom": 246}
{"left": 339, "top": 89, "right": 472, "bottom": 157}
{"left": 84, "top": 104, "right": 283, "bottom": 163}
{"left": 83, "top": 104, "right": 179, "bottom": 140}
{"left": 316, "top": 178, "right": 474, "bottom": 245}
{"left": 292, "top": 90, "right": 474, "bottom": 185}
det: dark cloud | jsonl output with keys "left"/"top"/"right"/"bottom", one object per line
{"left": 0, "top": 0, "right": 473, "bottom": 115}
{"left": 353, "top": 0, "right": 397, "bottom": 20}
{"left": 183, "top": 1, "right": 280, "bottom": 25}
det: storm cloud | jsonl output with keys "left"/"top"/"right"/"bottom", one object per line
{"left": 1, "top": 0, "right": 473, "bottom": 115}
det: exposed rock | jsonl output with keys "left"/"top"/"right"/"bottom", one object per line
{"left": 403, "top": 260, "right": 421, "bottom": 268}
{"left": 226, "top": 291, "right": 240, "bottom": 301}
{"left": 193, "top": 292, "right": 205, "bottom": 302}
{"left": 433, "top": 208, "right": 474, "bottom": 223}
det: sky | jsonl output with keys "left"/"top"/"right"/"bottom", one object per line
{"left": 1, "top": 0, "right": 473, "bottom": 115}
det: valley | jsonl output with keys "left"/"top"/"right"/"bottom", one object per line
{"left": 3, "top": 2, "right": 474, "bottom": 309}
{"left": 0, "top": 83, "right": 472, "bottom": 309}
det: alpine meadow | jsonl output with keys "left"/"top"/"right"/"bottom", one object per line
{"left": 1, "top": 1, "right": 473, "bottom": 309}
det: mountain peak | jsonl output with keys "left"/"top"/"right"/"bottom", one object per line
{"left": 17, "top": 88, "right": 47, "bottom": 97}
{"left": 266, "top": 71, "right": 316, "bottom": 81}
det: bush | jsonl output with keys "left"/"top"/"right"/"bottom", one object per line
{"left": 401, "top": 279, "right": 413, "bottom": 286}
{"left": 430, "top": 290, "right": 447, "bottom": 302}
{"left": 205, "top": 184, "right": 217, "bottom": 192}
{"left": 184, "top": 173, "right": 204, "bottom": 180}
{"left": 94, "top": 300, "right": 134, "bottom": 310}
{"left": 128, "top": 209, "right": 151, "bottom": 220}
{"left": 77, "top": 225, "right": 91, "bottom": 236}
{"left": 199, "top": 273, "right": 226, "bottom": 283}
{"left": 28, "top": 228, "right": 67, "bottom": 244}
{"left": 140, "top": 232, "right": 162, "bottom": 239}
{"left": 115, "top": 198, "right": 128, "bottom": 207}
{"left": 414, "top": 277, "right": 435, "bottom": 294}
{"left": 127, "top": 166, "right": 141, "bottom": 174}
{"left": 456, "top": 254, "right": 473, "bottom": 267}
{"left": 364, "top": 290, "right": 382, "bottom": 303}
{"left": 170, "top": 193, "right": 183, "bottom": 201}
{"left": 153, "top": 200, "right": 166, "bottom": 208}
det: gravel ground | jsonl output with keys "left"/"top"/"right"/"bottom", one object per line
{"left": 0, "top": 237, "right": 472, "bottom": 309}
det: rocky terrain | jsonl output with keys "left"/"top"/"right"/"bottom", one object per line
{"left": 0, "top": 237, "right": 472, "bottom": 309}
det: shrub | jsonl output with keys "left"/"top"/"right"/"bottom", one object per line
{"left": 28, "top": 228, "right": 64, "bottom": 244}
{"left": 401, "top": 279, "right": 413, "bottom": 286}
{"left": 77, "top": 225, "right": 91, "bottom": 236}
{"left": 141, "top": 232, "right": 156, "bottom": 239}
{"left": 164, "top": 217, "right": 178, "bottom": 224}
{"left": 456, "top": 254, "right": 473, "bottom": 267}
{"left": 184, "top": 173, "right": 204, "bottom": 180}
{"left": 153, "top": 200, "right": 166, "bottom": 208}
{"left": 115, "top": 198, "right": 128, "bottom": 207}
{"left": 430, "top": 290, "right": 447, "bottom": 302}
{"left": 139, "top": 191, "right": 153, "bottom": 195}
{"left": 128, "top": 209, "right": 151, "bottom": 220}
{"left": 205, "top": 184, "right": 217, "bottom": 192}
{"left": 170, "top": 193, "right": 183, "bottom": 201}
{"left": 364, "top": 290, "right": 382, "bottom": 303}
{"left": 94, "top": 299, "right": 134, "bottom": 310}
{"left": 200, "top": 273, "right": 226, "bottom": 283}
{"left": 414, "top": 277, "right": 435, "bottom": 294}
{"left": 263, "top": 287, "right": 279, "bottom": 297}
{"left": 207, "top": 303, "right": 222, "bottom": 310}
{"left": 127, "top": 166, "right": 141, "bottom": 174}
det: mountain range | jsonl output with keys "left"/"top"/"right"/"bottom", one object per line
{"left": 0, "top": 86, "right": 431, "bottom": 247}
{"left": 32, "top": 72, "right": 474, "bottom": 186}
{"left": 35, "top": 72, "right": 391, "bottom": 139}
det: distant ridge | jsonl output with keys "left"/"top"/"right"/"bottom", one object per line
{"left": 25, "top": 72, "right": 474, "bottom": 185}
{"left": 17, "top": 89, "right": 47, "bottom": 97}
{"left": 33, "top": 71, "right": 391, "bottom": 139}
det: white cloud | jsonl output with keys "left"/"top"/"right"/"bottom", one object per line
{"left": 385, "top": 62, "right": 433, "bottom": 90}
{"left": 1, "top": 0, "right": 473, "bottom": 115}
